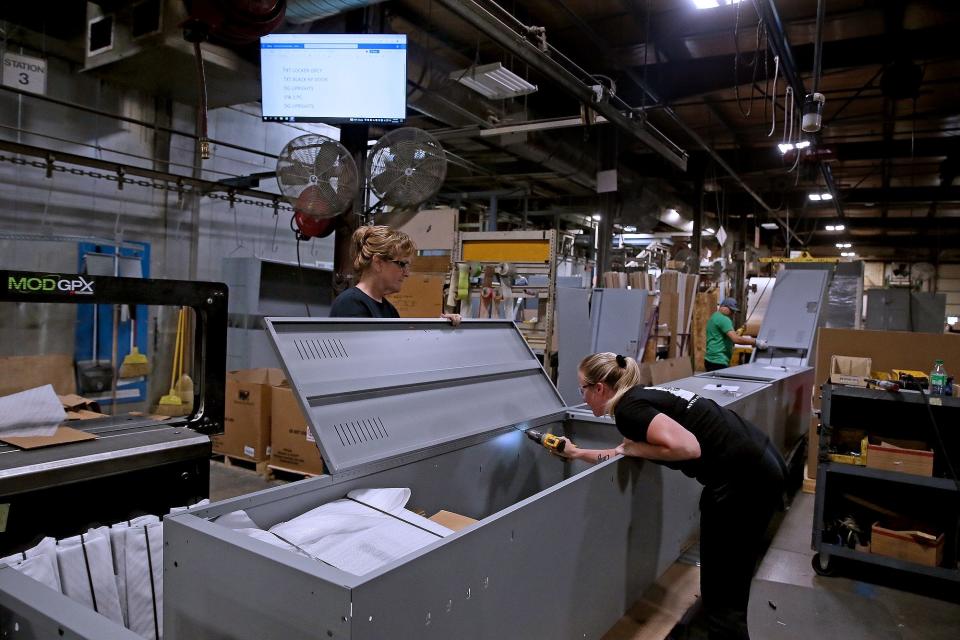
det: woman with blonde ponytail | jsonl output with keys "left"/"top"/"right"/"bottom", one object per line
{"left": 559, "top": 352, "right": 786, "bottom": 640}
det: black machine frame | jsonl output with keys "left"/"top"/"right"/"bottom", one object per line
{"left": 0, "top": 270, "right": 227, "bottom": 436}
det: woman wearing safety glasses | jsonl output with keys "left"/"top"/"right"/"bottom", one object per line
{"left": 330, "top": 225, "right": 460, "bottom": 325}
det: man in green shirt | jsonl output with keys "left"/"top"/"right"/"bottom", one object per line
{"left": 704, "top": 297, "right": 766, "bottom": 371}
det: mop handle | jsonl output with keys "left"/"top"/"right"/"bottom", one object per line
{"left": 169, "top": 308, "right": 184, "bottom": 392}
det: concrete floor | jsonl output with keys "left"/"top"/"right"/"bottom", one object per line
{"left": 208, "top": 462, "right": 960, "bottom": 639}
{"left": 748, "top": 492, "right": 960, "bottom": 640}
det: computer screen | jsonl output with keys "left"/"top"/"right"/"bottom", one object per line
{"left": 260, "top": 33, "right": 407, "bottom": 124}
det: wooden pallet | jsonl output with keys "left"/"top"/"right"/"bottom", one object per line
{"left": 211, "top": 453, "right": 271, "bottom": 478}
{"left": 266, "top": 464, "right": 323, "bottom": 482}
{"left": 601, "top": 562, "right": 701, "bottom": 640}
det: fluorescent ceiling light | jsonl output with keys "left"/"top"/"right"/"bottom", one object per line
{"left": 835, "top": 242, "right": 852, "bottom": 249}
{"left": 592, "top": 214, "right": 602, "bottom": 221}
{"left": 825, "top": 225, "right": 836, "bottom": 231}
{"left": 835, "top": 224, "right": 845, "bottom": 231}
{"left": 760, "top": 222, "right": 779, "bottom": 230}
{"left": 840, "top": 252, "right": 856, "bottom": 257}
{"left": 795, "top": 140, "right": 811, "bottom": 149}
{"left": 478, "top": 115, "right": 609, "bottom": 137}
{"left": 450, "top": 62, "right": 538, "bottom": 100}
{"left": 693, "top": 0, "right": 741, "bottom": 8}
{"left": 821, "top": 193, "right": 833, "bottom": 200}
{"left": 778, "top": 143, "right": 794, "bottom": 154}
{"left": 623, "top": 225, "right": 637, "bottom": 232}
{"left": 704, "top": 227, "right": 715, "bottom": 234}
{"left": 808, "top": 193, "right": 822, "bottom": 201}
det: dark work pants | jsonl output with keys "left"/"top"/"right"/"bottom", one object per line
{"left": 704, "top": 360, "right": 727, "bottom": 372}
{"left": 699, "top": 443, "right": 787, "bottom": 639}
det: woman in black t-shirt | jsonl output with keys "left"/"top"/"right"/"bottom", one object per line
{"left": 329, "top": 225, "right": 461, "bottom": 323}
{"left": 558, "top": 352, "right": 786, "bottom": 640}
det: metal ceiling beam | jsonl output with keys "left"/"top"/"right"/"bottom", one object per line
{"left": 433, "top": 0, "right": 689, "bottom": 171}
{"left": 618, "top": 26, "right": 957, "bottom": 103}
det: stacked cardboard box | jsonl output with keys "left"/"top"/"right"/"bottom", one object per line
{"left": 269, "top": 382, "right": 324, "bottom": 475}
{"left": 212, "top": 368, "right": 285, "bottom": 462}
{"left": 657, "top": 271, "right": 700, "bottom": 358}
{"left": 389, "top": 208, "right": 457, "bottom": 318}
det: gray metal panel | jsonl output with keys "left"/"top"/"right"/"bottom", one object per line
{"left": 164, "top": 515, "right": 353, "bottom": 639}
{"left": 589, "top": 288, "right": 648, "bottom": 360}
{"left": 699, "top": 362, "right": 810, "bottom": 383}
{"left": 0, "top": 567, "right": 142, "bottom": 639}
{"left": 867, "top": 289, "right": 947, "bottom": 333}
{"left": 350, "top": 462, "right": 637, "bottom": 640}
{"left": 756, "top": 269, "right": 830, "bottom": 351}
{"left": 556, "top": 287, "right": 592, "bottom": 406}
{"left": 664, "top": 376, "right": 771, "bottom": 407}
{"left": 264, "top": 318, "right": 566, "bottom": 474}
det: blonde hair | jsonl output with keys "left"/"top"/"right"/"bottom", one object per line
{"left": 578, "top": 352, "right": 643, "bottom": 416}
{"left": 350, "top": 225, "right": 416, "bottom": 274}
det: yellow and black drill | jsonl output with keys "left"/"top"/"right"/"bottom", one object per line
{"left": 525, "top": 429, "right": 570, "bottom": 453}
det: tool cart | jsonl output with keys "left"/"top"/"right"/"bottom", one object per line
{"left": 812, "top": 383, "right": 960, "bottom": 581}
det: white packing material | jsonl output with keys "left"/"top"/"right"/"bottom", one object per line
{"left": 234, "top": 528, "right": 303, "bottom": 553}
{"left": 109, "top": 524, "right": 130, "bottom": 626}
{"left": 310, "top": 517, "right": 443, "bottom": 576}
{"left": 0, "top": 384, "right": 66, "bottom": 437}
{"left": 168, "top": 498, "right": 211, "bottom": 515}
{"left": 124, "top": 521, "right": 163, "bottom": 640}
{"left": 214, "top": 510, "right": 261, "bottom": 530}
{"left": 8, "top": 554, "right": 62, "bottom": 593}
{"left": 56, "top": 532, "right": 125, "bottom": 625}
{"left": 268, "top": 488, "right": 453, "bottom": 576}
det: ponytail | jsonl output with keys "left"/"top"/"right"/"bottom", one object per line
{"left": 578, "top": 352, "right": 643, "bottom": 416}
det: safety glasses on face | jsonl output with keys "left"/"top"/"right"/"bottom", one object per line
{"left": 383, "top": 257, "right": 411, "bottom": 272}
{"left": 579, "top": 382, "right": 592, "bottom": 396}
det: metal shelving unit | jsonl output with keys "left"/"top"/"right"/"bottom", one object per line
{"left": 812, "top": 383, "right": 960, "bottom": 581}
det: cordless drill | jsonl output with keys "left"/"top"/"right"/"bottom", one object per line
{"left": 525, "top": 429, "right": 569, "bottom": 453}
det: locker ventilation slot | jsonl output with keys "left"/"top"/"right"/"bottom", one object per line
{"left": 334, "top": 417, "right": 389, "bottom": 447}
{"left": 294, "top": 338, "right": 348, "bottom": 360}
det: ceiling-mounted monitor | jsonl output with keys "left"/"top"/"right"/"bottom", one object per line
{"left": 260, "top": 33, "right": 407, "bottom": 125}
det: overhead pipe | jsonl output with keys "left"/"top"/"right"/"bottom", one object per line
{"left": 753, "top": 0, "right": 842, "bottom": 219}
{"left": 433, "top": 0, "right": 689, "bottom": 171}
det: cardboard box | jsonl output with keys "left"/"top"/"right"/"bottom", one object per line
{"left": 392, "top": 274, "right": 445, "bottom": 318}
{"left": 866, "top": 439, "right": 934, "bottom": 477}
{"left": 269, "top": 383, "right": 325, "bottom": 475}
{"left": 649, "top": 357, "right": 693, "bottom": 385}
{"left": 830, "top": 355, "right": 872, "bottom": 387}
{"left": 0, "top": 354, "right": 76, "bottom": 396}
{"left": 211, "top": 368, "right": 285, "bottom": 462}
{"left": 871, "top": 522, "right": 944, "bottom": 567}
{"left": 429, "top": 510, "right": 478, "bottom": 532}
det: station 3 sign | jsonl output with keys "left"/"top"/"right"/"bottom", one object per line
{"left": 3, "top": 52, "right": 47, "bottom": 96}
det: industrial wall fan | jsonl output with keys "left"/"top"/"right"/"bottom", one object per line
{"left": 366, "top": 127, "right": 447, "bottom": 212}
{"left": 276, "top": 134, "right": 358, "bottom": 239}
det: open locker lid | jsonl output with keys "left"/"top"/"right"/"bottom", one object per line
{"left": 264, "top": 318, "right": 566, "bottom": 474}
{"left": 752, "top": 268, "right": 830, "bottom": 366}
